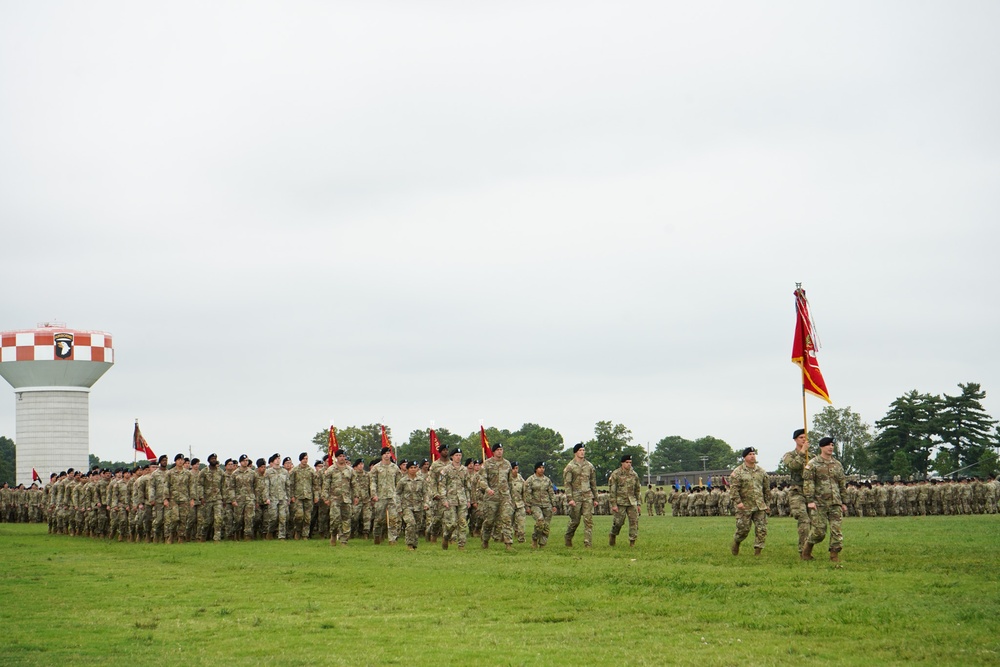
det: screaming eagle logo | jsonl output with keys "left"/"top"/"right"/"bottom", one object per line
{"left": 54, "top": 333, "right": 74, "bottom": 359}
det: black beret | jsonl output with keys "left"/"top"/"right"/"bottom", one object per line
{"left": 380, "top": 447, "right": 392, "bottom": 456}
{"left": 282, "top": 457, "right": 292, "bottom": 464}
{"left": 239, "top": 454, "right": 249, "bottom": 462}
{"left": 336, "top": 449, "right": 347, "bottom": 458}
{"left": 535, "top": 462, "right": 545, "bottom": 470}
{"left": 510, "top": 461, "right": 519, "bottom": 468}
{"left": 493, "top": 443, "right": 503, "bottom": 450}
{"left": 793, "top": 429, "right": 806, "bottom": 440}
{"left": 573, "top": 442, "right": 585, "bottom": 453}
{"left": 464, "top": 458, "right": 473, "bottom": 465}
{"left": 741, "top": 447, "right": 757, "bottom": 458}
{"left": 353, "top": 459, "right": 364, "bottom": 467}
{"left": 818, "top": 437, "right": 835, "bottom": 447}
{"left": 451, "top": 448, "right": 463, "bottom": 457}
{"left": 299, "top": 452, "right": 309, "bottom": 461}
{"left": 255, "top": 458, "right": 266, "bottom": 467}
{"left": 621, "top": 454, "right": 632, "bottom": 463}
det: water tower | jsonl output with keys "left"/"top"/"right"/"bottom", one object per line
{"left": 0, "top": 323, "right": 114, "bottom": 486}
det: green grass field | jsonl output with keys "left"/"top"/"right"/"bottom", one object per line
{"left": 2, "top": 515, "right": 998, "bottom": 667}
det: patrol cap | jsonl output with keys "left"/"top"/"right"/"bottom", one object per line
{"left": 793, "top": 429, "right": 806, "bottom": 440}
{"left": 573, "top": 442, "right": 585, "bottom": 453}
{"left": 621, "top": 454, "right": 632, "bottom": 463}
{"left": 818, "top": 437, "right": 835, "bottom": 447}
{"left": 741, "top": 447, "right": 757, "bottom": 458}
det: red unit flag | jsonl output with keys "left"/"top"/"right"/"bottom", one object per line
{"left": 381, "top": 424, "right": 396, "bottom": 462}
{"left": 132, "top": 420, "right": 157, "bottom": 461}
{"left": 327, "top": 424, "right": 339, "bottom": 466}
{"left": 480, "top": 424, "right": 492, "bottom": 460}
{"left": 430, "top": 428, "right": 442, "bottom": 462}
{"left": 792, "top": 287, "right": 832, "bottom": 403}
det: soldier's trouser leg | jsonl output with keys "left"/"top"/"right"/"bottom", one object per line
{"left": 372, "top": 499, "right": 398, "bottom": 542}
{"left": 577, "top": 500, "right": 595, "bottom": 546}
{"left": 512, "top": 507, "right": 526, "bottom": 542}
{"left": 807, "top": 505, "right": 830, "bottom": 546}
{"left": 329, "top": 501, "right": 352, "bottom": 544}
{"left": 204, "top": 500, "right": 224, "bottom": 541}
{"left": 480, "top": 499, "right": 496, "bottom": 542}
{"left": 733, "top": 509, "right": 766, "bottom": 547}
{"left": 566, "top": 502, "right": 582, "bottom": 540}
{"left": 788, "top": 491, "right": 811, "bottom": 553}
{"left": 149, "top": 505, "right": 164, "bottom": 541}
{"left": 187, "top": 504, "right": 199, "bottom": 541}
{"left": 529, "top": 504, "right": 552, "bottom": 546}
{"left": 166, "top": 504, "right": 180, "bottom": 540}
{"left": 401, "top": 508, "right": 418, "bottom": 547}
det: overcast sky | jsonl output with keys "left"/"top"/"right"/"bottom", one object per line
{"left": 2, "top": 2, "right": 999, "bottom": 470}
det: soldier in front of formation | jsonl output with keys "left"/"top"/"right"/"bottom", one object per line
{"left": 608, "top": 454, "right": 641, "bottom": 547}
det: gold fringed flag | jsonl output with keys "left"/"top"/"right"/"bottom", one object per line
{"left": 792, "top": 286, "right": 831, "bottom": 403}
{"left": 381, "top": 424, "right": 396, "bottom": 462}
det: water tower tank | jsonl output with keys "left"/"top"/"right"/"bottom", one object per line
{"left": 0, "top": 323, "right": 114, "bottom": 486}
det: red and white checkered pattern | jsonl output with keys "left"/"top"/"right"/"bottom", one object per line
{"left": 0, "top": 329, "right": 114, "bottom": 364}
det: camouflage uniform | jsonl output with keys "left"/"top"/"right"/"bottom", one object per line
{"left": 803, "top": 453, "right": 847, "bottom": 557}
{"left": 231, "top": 464, "right": 257, "bottom": 540}
{"left": 608, "top": 463, "right": 641, "bottom": 545}
{"left": 479, "top": 454, "right": 513, "bottom": 547}
{"left": 289, "top": 462, "right": 316, "bottom": 539}
{"left": 395, "top": 473, "right": 427, "bottom": 549}
{"left": 729, "top": 462, "right": 770, "bottom": 553}
{"left": 199, "top": 465, "right": 226, "bottom": 541}
{"left": 265, "top": 464, "right": 289, "bottom": 539}
{"left": 781, "top": 448, "right": 811, "bottom": 554}
{"left": 438, "top": 460, "right": 469, "bottom": 549}
{"left": 509, "top": 470, "right": 527, "bottom": 543}
{"left": 165, "top": 464, "right": 193, "bottom": 543}
{"left": 563, "top": 457, "right": 598, "bottom": 547}
{"left": 323, "top": 461, "right": 354, "bottom": 545}
{"left": 370, "top": 460, "right": 402, "bottom": 544}
{"left": 523, "top": 471, "right": 554, "bottom": 547}
{"left": 147, "top": 466, "right": 169, "bottom": 542}
{"left": 425, "top": 455, "right": 449, "bottom": 541}
{"left": 350, "top": 464, "right": 372, "bottom": 539}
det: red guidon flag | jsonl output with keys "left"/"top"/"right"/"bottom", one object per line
{"left": 381, "top": 424, "right": 396, "bottom": 462}
{"left": 480, "top": 424, "right": 493, "bottom": 460}
{"left": 430, "top": 428, "right": 442, "bottom": 462}
{"left": 32, "top": 468, "right": 41, "bottom": 484}
{"left": 792, "top": 287, "right": 831, "bottom": 403}
{"left": 327, "top": 423, "right": 339, "bottom": 465}
{"left": 133, "top": 420, "right": 157, "bottom": 461}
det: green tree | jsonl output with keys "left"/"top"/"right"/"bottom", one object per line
{"left": 872, "top": 391, "right": 941, "bottom": 478}
{"left": 503, "top": 423, "right": 565, "bottom": 473}
{"left": 88, "top": 454, "right": 140, "bottom": 471}
{"left": 810, "top": 405, "right": 874, "bottom": 475}
{"left": 938, "top": 382, "right": 998, "bottom": 477}
{"left": 397, "top": 427, "right": 464, "bottom": 463}
{"left": 649, "top": 435, "right": 738, "bottom": 474}
{"left": 581, "top": 421, "right": 635, "bottom": 484}
{"left": 313, "top": 424, "right": 393, "bottom": 463}
{"left": 889, "top": 450, "right": 913, "bottom": 480}
{"left": 0, "top": 436, "right": 14, "bottom": 486}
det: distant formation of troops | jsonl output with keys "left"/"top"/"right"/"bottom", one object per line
{"left": 1, "top": 442, "right": 646, "bottom": 550}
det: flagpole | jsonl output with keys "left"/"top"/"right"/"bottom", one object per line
{"left": 795, "top": 283, "right": 809, "bottom": 437}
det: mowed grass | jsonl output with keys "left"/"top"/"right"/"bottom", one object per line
{"left": 1, "top": 515, "right": 998, "bottom": 667}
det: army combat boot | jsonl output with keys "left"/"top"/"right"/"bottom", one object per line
{"left": 565, "top": 535, "right": 573, "bottom": 548}
{"left": 609, "top": 533, "right": 616, "bottom": 547}
{"left": 801, "top": 542, "right": 815, "bottom": 561}
{"left": 730, "top": 540, "right": 739, "bottom": 556}
{"left": 830, "top": 549, "right": 841, "bottom": 562}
